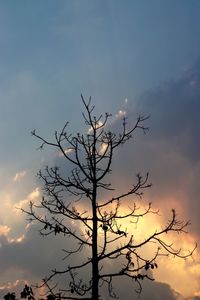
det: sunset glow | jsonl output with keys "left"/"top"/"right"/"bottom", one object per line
{"left": 0, "top": 1, "right": 200, "bottom": 299}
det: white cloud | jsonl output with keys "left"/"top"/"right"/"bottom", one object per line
{"left": 58, "top": 147, "right": 73, "bottom": 157}
{"left": 0, "top": 279, "right": 26, "bottom": 291}
{"left": 88, "top": 121, "right": 104, "bottom": 133}
{"left": 13, "top": 171, "right": 27, "bottom": 182}
{"left": 0, "top": 225, "right": 10, "bottom": 236}
{"left": 15, "top": 188, "right": 40, "bottom": 213}
{"left": 115, "top": 109, "right": 126, "bottom": 118}
{"left": 9, "top": 234, "right": 25, "bottom": 244}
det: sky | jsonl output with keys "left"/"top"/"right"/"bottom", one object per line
{"left": 0, "top": 0, "right": 200, "bottom": 299}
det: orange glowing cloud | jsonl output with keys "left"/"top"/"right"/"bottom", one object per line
{"left": 0, "top": 225, "right": 11, "bottom": 236}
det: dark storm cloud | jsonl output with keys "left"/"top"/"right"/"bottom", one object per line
{"left": 102, "top": 276, "right": 181, "bottom": 300}
{"left": 0, "top": 223, "right": 84, "bottom": 279}
{"left": 137, "top": 60, "right": 200, "bottom": 232}
{"left": 0, "top": 222, "right": 90, "bottom": 299}
{"left": 0, "top": 226, "right": 60, "bottom": 277}
{"left": 111, "top": 60, "right": 200, "bottom": 238}
{"left": 138, "top": 60, "right": 200, "bottom": 161}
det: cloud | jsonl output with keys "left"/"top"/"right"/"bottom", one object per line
{"left": 0, "top": 225, "right": 10, "bottom": 236}
{"left": 103, "top": 276, "right": 183, "bottom": 300}
{"left": 0, "top": 279, "right": 28, "bottom": 295}
{"left": 15, "top": 188, "right": 40, "bottom": 213}
{"left": 0, "top": 218, "right": 185, "bottom": 300}
{"left": 73, "top": 60, "right": 200, "bottom": 298}
{"left": 132, "top": 60, "right": 200, "bottom": 230}
{"left": 115, "top": 109, "right": 126, "bottom": 118}
{"left": 13, "top": 171, "right": 27, "bottom": 182}
{"left": 2, "top": 61, "right": 200, "bottom": 299}
{"left": 109, "top": 60, "right": 200, "bottom": 298}
{"left": 111, "top": 60, "right": 200, "bottom": 220}
{"left": 0, "top": 220, "right": 92, "bottom": 299}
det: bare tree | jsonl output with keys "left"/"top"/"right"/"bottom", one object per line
{"left": 23, "top": 96, "right": 196, "bottom": 300}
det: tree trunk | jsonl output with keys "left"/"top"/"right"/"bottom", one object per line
{"left": 92, "top": 185, "right": 99, "bottom": 299}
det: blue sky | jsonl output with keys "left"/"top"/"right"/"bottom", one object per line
{"left": 0, "top": 1, "right": 200, "bottom": 299}
{"left": 0, "top": 0, "right": 200, "bottom": 136}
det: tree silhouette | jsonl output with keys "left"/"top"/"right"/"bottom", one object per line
{"left": 4, "top": 292, "right": 16, "bottom": 300}
{"left": 23, "top": 96, "right": 196, "bottom": 299}
{"left": 4, "top": 284, "right": 55, "bottom": 300}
